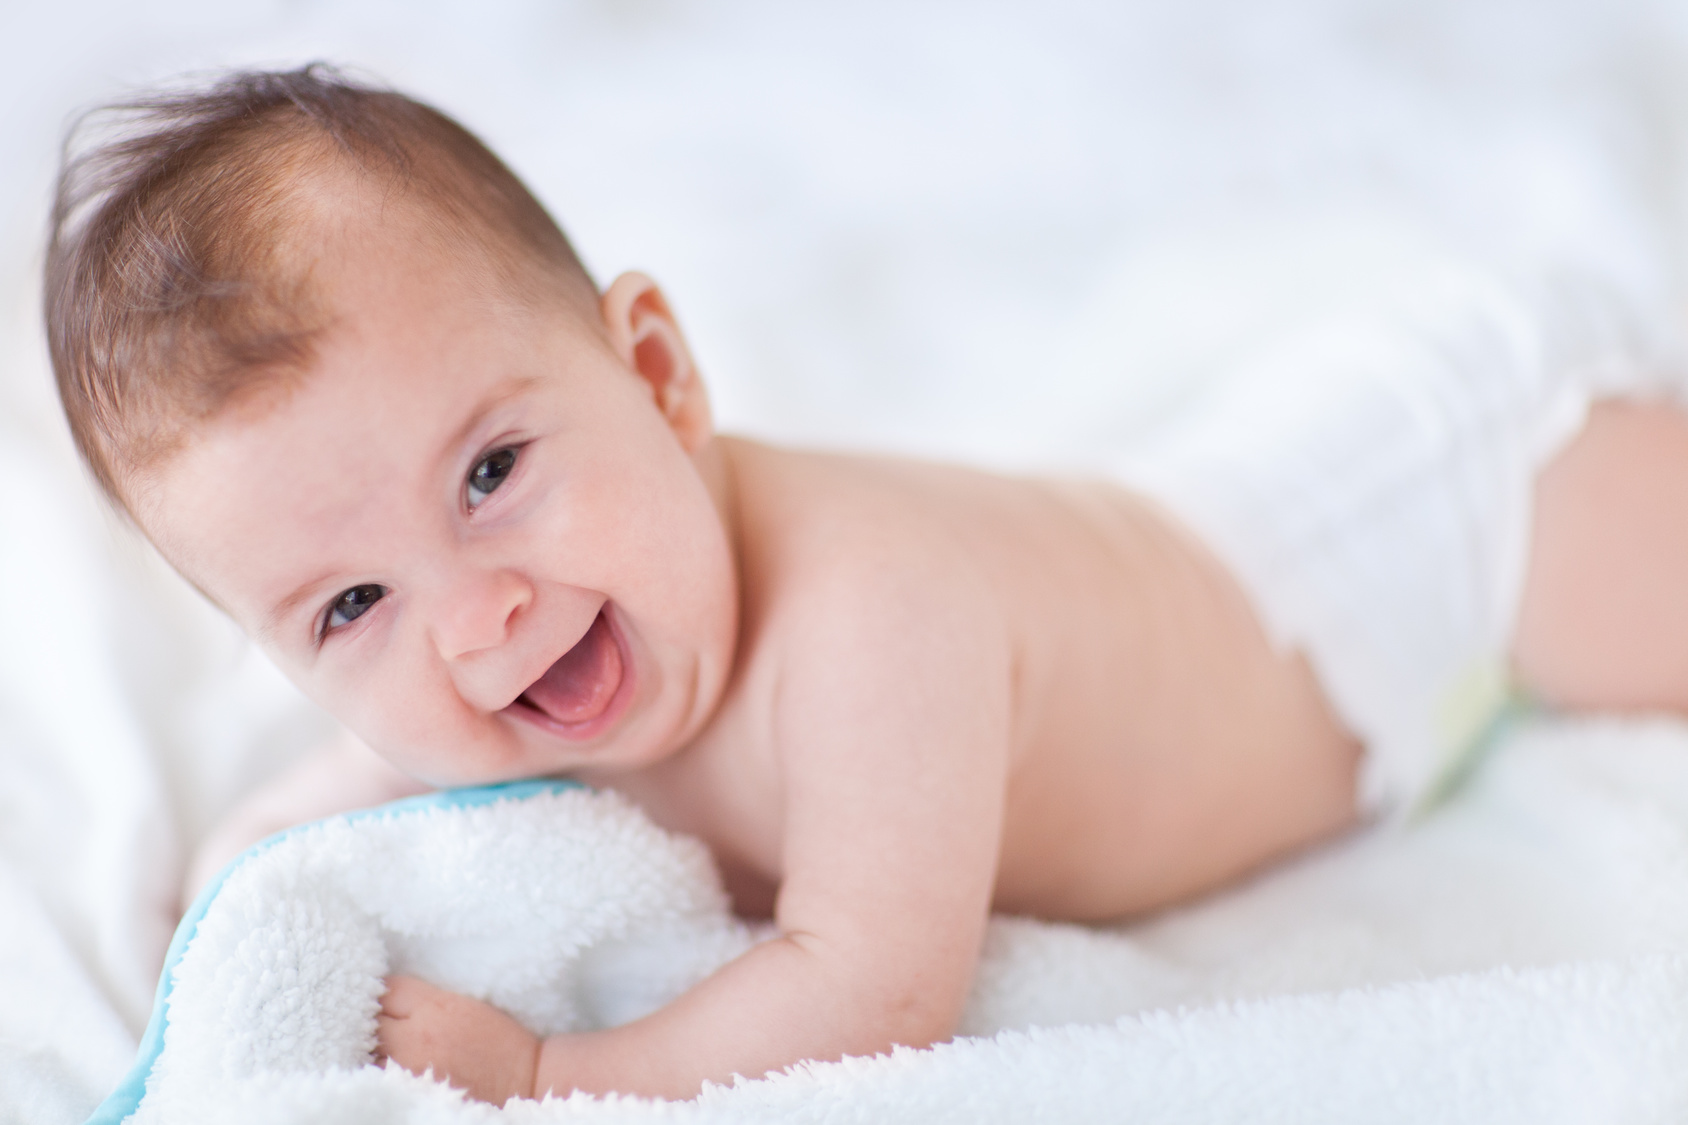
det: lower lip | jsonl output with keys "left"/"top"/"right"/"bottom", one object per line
{"left": 504, "top": 607, "right": 637, "bottom": 743}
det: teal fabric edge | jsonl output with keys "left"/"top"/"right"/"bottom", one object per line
{"left": 83, "top": 777, "right": 585, "bottom": 1125}
{"left": 1410, "top": 691, "right": 1538, "bottom": 820}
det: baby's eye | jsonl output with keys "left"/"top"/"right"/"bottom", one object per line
{"left": 467, "top": 447, "right": 518, "bottom": 508}
{"left": 322, "top": 584, "right": 386, "bottom": 635}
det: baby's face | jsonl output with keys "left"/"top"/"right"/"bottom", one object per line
{"left": 142, "top": 222, "right": 739, "bottom": 786}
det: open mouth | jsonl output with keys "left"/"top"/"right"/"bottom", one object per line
{"left": 508, "top": 608, "right": 630, "bottom": 738}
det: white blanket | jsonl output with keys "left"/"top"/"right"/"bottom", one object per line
{"left": 95, "top": 732, "right": 1688, "bottom": 1122}
{"left": 12, "top": 3, "right": 1688, "bottom": 1122}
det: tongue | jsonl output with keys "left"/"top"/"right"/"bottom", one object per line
{"left": 522, "top": 611, "right": 622, "bottom": 724}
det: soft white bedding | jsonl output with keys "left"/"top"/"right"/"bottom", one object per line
{"left": 96, "top": 746, "right": 1688, "bottom": 1123}
{"left": 9, "top": 2, "right": 1688, "bottom": 1121}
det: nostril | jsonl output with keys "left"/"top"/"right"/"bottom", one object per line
{"left": 435, "top": 570, "right": 534, "bottom": 660}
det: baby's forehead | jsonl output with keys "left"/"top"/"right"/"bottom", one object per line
{"left": 186, "top": 175, "right": 566, "bottom": 398}
{"left": 130, "top": 148, "right": 571, "bottom": 457}
{"left": 145, "top": 229, "right": 584, "bottom": 524}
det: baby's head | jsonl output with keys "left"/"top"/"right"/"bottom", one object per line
{"left": 46, "top": 67, "right": 740, "bottom": 784}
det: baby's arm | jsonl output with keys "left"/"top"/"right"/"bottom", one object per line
{"left": 185, "top": 728, "right": 430, "bottom": 904}
{"left": 379, "top": 561, "right": 1011, "bottom": 1101}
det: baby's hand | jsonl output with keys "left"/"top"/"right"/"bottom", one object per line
{"left": 376, "top": 975, "right": 539, "bottom": 1105}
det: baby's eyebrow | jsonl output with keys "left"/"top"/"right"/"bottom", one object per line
{"left": 436, "top": 375, "right": 546, "bottom": 464}
{"left": 263, "top": 569, "right": 337, "bottom": 643}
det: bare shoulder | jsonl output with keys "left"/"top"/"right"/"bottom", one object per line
{"left": 717, "top": 437, "right": 1016, "bottom": 724}
{"left": 721, "top": 437, "right": 1005, "bottom": 616}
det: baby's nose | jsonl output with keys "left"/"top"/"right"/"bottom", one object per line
{"left": 431, "top": 569, "right": 533, "bottom": 661}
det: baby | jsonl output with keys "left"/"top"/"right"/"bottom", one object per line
{"left": 45, "top": 67, "right": 1688, "bottom": 1104}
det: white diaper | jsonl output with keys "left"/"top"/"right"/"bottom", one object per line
{"left": 1111, "top": 268, "right": 1683, "bottom": 818}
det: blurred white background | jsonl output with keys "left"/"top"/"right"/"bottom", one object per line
{"left": 8, "top": 2, "right": 1688, "bottom": 1120}
{"left": 10, "top": 1, "right": 1688, "bottom": 462}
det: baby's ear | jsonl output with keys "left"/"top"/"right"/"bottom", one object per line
{"left": 599, "top": 272, "right": 713, "bottom": 452}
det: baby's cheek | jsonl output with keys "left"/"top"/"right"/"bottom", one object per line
{"left": 290, "top": 627, "right": 528, "bottom": 786}
{"left": 375, "top": 694, "right": 529, "bottom": 787}
{"left": 332, "top": 659, "right": 457, "bottom": 769}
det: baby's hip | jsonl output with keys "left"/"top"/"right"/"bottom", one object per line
{"left": 1107, "top": 275, "right": 1679, "bottom": 818}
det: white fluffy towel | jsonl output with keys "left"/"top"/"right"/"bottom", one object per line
{"left": 89, "top": 733, "right": 1688, "bottom": 1124}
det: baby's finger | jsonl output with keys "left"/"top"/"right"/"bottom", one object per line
{"left": 375, "top": 1013, "right": 421, "bottom": 1072}
{"left": 379, "top": 974, "right": 427, "bottom": 1016}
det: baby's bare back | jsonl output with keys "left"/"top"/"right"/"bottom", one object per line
{"left": 625, "top": 438, "right": 1362, "bottom": 924}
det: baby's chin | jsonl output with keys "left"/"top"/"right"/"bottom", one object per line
{"left": 372, "top": 689, "right": 683, "bottom": 790}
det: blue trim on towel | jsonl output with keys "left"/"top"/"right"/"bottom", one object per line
{"left": 1412, "top": 691, "right": 1535, "bottom": 820}
{"left": 84, "top": 778, "right": 584, "bottom": 1125}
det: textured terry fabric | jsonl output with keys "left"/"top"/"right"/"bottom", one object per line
{"left": 97, "top": 737, "right": 1688, "bottom": 1123}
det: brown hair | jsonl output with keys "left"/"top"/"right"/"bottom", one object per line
{"left": 45, "top": 64, "right": 596, "bottom": 515}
